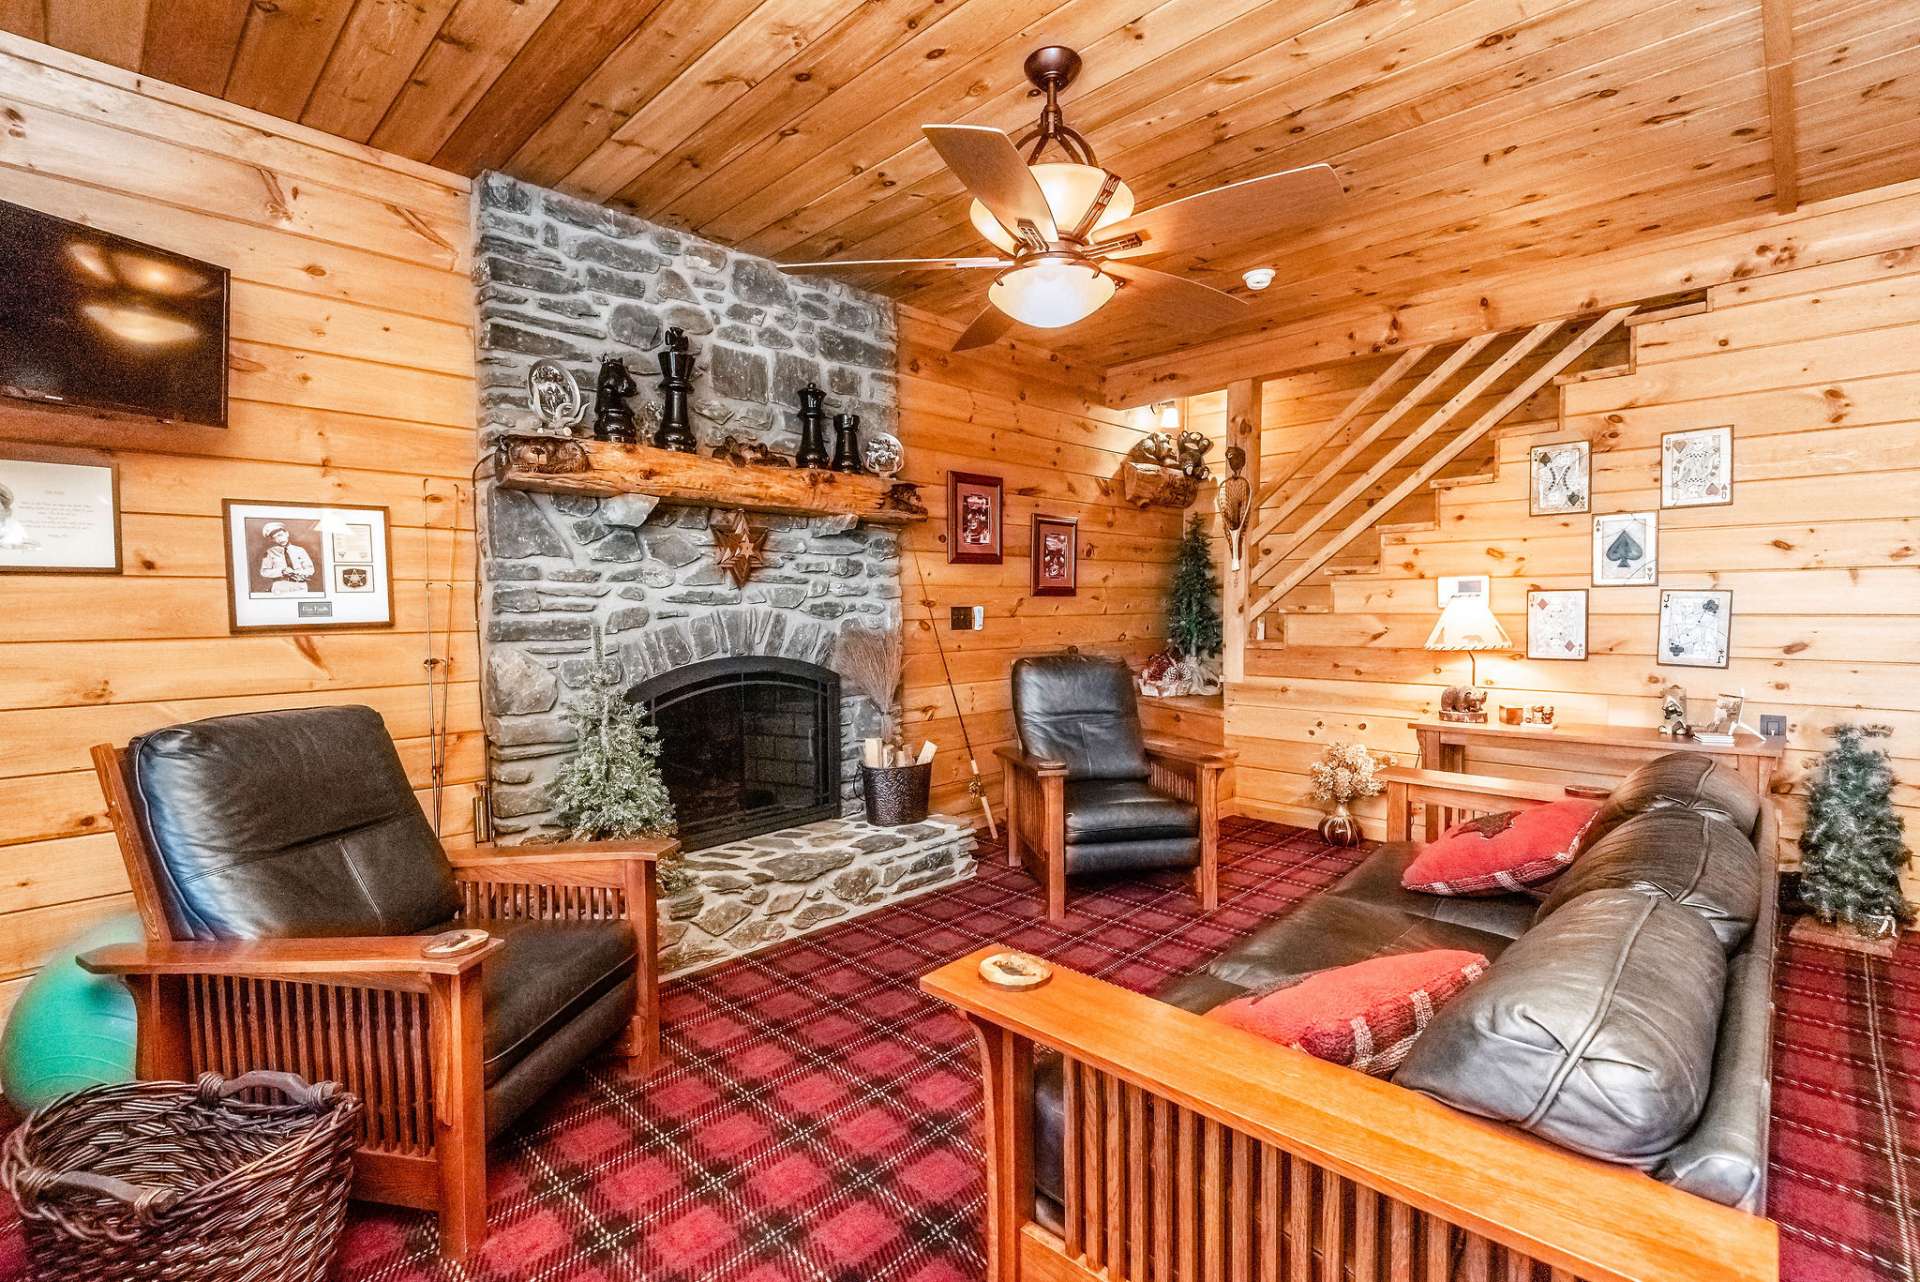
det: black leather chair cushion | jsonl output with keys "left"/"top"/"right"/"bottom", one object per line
{"left": 485, "top": 977, "right": 636, "bottom": 1139}
{"left": 1656, "top": 946, "right": 1773, "bottom": 1211}
{"left": 470, "top": 918, "right": 637, "bottom": 1085}
{"left": 1395, "top": 888, "right": 1726, "bottom": 1166}
{"left": 1205, "top": 896, "right": 1518, "bottom": 991}
{"left": 1328, "top": 843, "right": 1538, "bottom": 940}
{"left": 1064, "top": 835, "right": 1200, "bottom": 875}
{"left": 1065, "top": 779, "right": 1198, "bottom": 842}
{"left": 1011, "top": 653, "right": 1151, "bottom": 781}
{"left": 131, "top": 706, "right": 460, "bottom": 941}
{"left": 1536, "top": 810, "right": 1762, "bottom": 951}
{"left": 1583, "top": 752, "right": 1762, "bottom": 850}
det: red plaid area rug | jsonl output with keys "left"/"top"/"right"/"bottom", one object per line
{"left": 0, "top": 818, "right": 1912, "bottom": 1282}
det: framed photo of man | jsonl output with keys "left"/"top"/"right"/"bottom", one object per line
{"left": 222, "top": 500, "right": 393, "bottom": 633}
{"left": 947, "top": 471, "right": 1003, "bottom": 564}
{"left": 0, "top": 447, "right": 121, "bottom": 574}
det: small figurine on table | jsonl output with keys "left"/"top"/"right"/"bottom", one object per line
{"left": 1659, "top": 683, "right": 1692, "bottom": 737}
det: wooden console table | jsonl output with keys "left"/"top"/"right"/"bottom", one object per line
{"left": 1409, "top": 719, "right": 1784, "bottom": 836}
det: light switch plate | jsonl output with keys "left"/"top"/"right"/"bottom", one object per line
{"left": 1759, "top": 714, "right": 1787, "bottom": 738}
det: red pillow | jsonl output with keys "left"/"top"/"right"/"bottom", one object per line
{"left": 1207, "top": 950, "right": 1488, "bottom": 1076}
{"left": 1401, "top": 799, "right": 1601, "bottom": 896}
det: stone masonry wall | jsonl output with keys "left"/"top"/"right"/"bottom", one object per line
{"left": 471, "top": 173, "right": 973, "bottom": 972}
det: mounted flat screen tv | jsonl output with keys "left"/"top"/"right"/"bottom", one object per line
{"left": 0, "top": 199, "right": 229, "bottom": 427}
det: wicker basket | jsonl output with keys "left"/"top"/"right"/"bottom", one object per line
{"left": 863, "top": 760, "right": 932, "bottom": 826}
{"left": 2, "top": 1070, "right": 362, "bottom": 1282}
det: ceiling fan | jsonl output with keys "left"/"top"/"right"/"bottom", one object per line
{"left": 778, "top": 46, "right": 1346, "bottom": 351}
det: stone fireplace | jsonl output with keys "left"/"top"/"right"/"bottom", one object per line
{"left": 472, "top": 172, "right": 974, "bottom": 973}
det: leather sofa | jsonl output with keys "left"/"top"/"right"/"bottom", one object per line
{"left": 1032, "top": 752, "right": 1777, "bottom": 1224}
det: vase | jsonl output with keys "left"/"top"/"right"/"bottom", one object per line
{"left": 862, "top": 761, "right": 931, "bottom": 827}
{"left": 1318, "top": 800, "right": 1362, "bottom": 847}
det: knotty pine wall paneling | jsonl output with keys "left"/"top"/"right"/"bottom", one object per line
{"left": 1221, "top": 243, "right": 1920, "bottom": 893}
{"left": 0, "top": 36, "right": 480, "bottom": 1033}
{"left": 895, "top": 308, "right": 1185, "bottom": 820}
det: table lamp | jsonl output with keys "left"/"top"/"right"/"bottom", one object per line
{"left": 1426, "top": 594, "right": 1511, "bottom": 723}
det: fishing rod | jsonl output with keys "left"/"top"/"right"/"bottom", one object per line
{"left": 907, "top": 546, "right": 996, "bottom": 838}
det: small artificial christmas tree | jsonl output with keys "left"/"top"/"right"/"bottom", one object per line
{"left": 1167, "top": 513, "right": 1222, "bottom": 660}
{"left": 1797, "top": 723, "right": 1913, "bottom": 937}
{"left": 549, "top": 638, "right": 676, "bottom": 843}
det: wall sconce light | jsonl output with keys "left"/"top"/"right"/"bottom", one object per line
{"left": 1156, "top": 401, "right": 1181, "bottom": 429}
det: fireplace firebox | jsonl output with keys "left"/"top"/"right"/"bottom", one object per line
{"left": 627, "top": 656, "right": 842, "bottom": 851}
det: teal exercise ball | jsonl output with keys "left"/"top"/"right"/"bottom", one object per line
{"left": 0, "top": 915, "right": 143, "bottom": 1115}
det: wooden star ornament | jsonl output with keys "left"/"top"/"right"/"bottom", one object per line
{"left": 712, "top": 509, "right": 769, "bottom": 588}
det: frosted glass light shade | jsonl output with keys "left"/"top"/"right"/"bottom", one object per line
{"left": 989, "top": 260, "right": 1115, "bottom": 328}
{"left": 968, "top": 162, "right": 1135, "bottom": 250}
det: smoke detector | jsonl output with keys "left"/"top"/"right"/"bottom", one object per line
{"left": 1242, "top": 266, "right": 1276, "bottom": 291}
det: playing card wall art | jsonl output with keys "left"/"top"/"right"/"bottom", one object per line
{"left": 223, "top": 500, "right": 394, "bottom": 633}
{"left": 1526, "top": 589, "right": 1588, "bottom": 660}
{"left": 1658, "top": 589, "right": 1732, "bottom": 668}
{"left": 1031, "top": 513, "right": 1078, "bottom": 596}
{"left": 1591, "top": 510, "right": 1658, "bottom": 586}
{"left": 947, "top": 471, "right": 1003, "bottom": 565}
{"left": 1530, "top": 440, "right": 1590, "bottom": 515}
{"left": 1661, "top": 426, "right": 1733, "bottom": 508}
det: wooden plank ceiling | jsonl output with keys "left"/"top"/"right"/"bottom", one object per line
{"left": 7, "top": 0, "right": 1915, "bottom": 372}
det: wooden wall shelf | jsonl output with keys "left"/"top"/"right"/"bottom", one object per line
{"left": 494, "top": 434, "right": 927, "bottom": 526}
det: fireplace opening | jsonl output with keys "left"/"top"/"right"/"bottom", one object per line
{"left": 627, "top": 656, "right": 842, "bottom": 850}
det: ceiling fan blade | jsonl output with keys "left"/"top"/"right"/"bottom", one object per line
{"left": 923, "top": 124, "right": 1058, "bottom": 244}
{"left": 1097, "top": 163, "right": 1344, "bottom": 258}
{"left": 1102, "top": 261, "right": 1248, "bottom": 331}
{"left": 952, "top": 304, "right": 1016, "bottom": 352}
{"left": 779, "top": 256, "right": 1011, "bottom": 274}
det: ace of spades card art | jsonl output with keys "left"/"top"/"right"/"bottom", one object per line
{"left": 1591, "top": 510, "right": 1658, "bottom": 586}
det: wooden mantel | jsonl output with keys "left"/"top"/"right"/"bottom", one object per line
{"left": 494, "top": 434, "right": 928, "bottom": 526}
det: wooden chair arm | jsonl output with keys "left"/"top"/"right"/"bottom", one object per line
{"left": 994, "top": 743, "right": 1069, "bottom": 778}
{"left": 78, "top": 935, "right": 502, "bottom": 981}
{"left": 1144, "top": 737, "right": 1237, "bottom": 771}
{"left": 444, "top": 836, "right": 677, "bottom": 869}
{"left": 923, "top": 948, "right": 1777, "bottom": 1282}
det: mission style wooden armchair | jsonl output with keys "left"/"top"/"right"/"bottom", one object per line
{"left": 76, "top": 706, "right": 675, "bottom": 1260}
{"left": 923, "top": 766, "right": 1780, "bottom": 1282}
{"left": 999, "top": 653, "right": 1235, "bottom": 921}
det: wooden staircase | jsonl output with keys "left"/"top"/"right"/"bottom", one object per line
{"left": 1219, "top": 297, "right": 1701, "bottom": 679}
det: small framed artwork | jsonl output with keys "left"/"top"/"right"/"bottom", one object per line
{"left": 1592, "top": 510, "right": 1657, "bottom": 586}
{"left": 1658, "top": 588, "right": 1732, "bottom": 668}
{"left": 222, "top": 499, "right": 394, "bottom": 633}
{"left": 1661, "top": 426, "right": 1733, "bottom": 508}
{"left": 947, "top": 470, "right": 1003, "bottom": 564}
{"left": 1031, "top": 513, "right": 1078, "bottom": 596}
{"left": 0, "top": 447, "right": 121, "bottom": 573}
{"left": 1530, "top": 440, "right": 1590, "bottom": 515}
{"left": 1436, "top": 574, "right": 1489, "bottom": 606}
{"left": 1526, "top": 589, "right": 1588, "bottom": 660}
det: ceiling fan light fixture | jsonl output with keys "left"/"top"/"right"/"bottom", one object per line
{"left": 967, "top": 162, "right": 1135, "bottom": 251}
{"left": 988, "top": 258, "right": 1114, "bottom": 328}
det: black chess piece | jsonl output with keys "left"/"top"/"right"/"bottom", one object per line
{"left": 653, "top": 327, "right": 696, "bottom": 453}
{"left": 830, "top": 412, "right": 863, "bottom": 473}
{"left": 592, "top": 357, "right": 637, "bottom": 443}
{"left": 793, "top": 382, "right": 831, "bottom": 469}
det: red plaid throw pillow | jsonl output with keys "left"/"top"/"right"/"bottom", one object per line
{"left": 1400, "top": 799, "right": 1601, "bottom": 896}
{"left": 1208, "top": 950, "right": 1488, "bottom": 1076}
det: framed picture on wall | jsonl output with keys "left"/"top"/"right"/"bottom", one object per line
{"left": 1658, "top": 589, "right": 1732, "bottom": 668}
{"left": 1661, "top": 426, "right": 1733, "bottom": 508}
{"left": 1529, "top": 440, "right": 1590, "bottom": 515}
{"left": 222, "top": 499, "right": 394, "bottom": 633}
{"left": 1591, "top": 510, "right": 1657, "bottom": 586}
{"left": 0, "top": 447, "right": 121, "bottom": 574}
{"left": 947, "top": 470, "right": 1003, "bottom": 564}
{"left": 1031, "top": 513, "right": 1078, "bottom": 596}
{"left": 1525, "top": 589, "right": 1588, "bottom": 660}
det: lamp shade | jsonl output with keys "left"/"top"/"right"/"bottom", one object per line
{"left": 988, "top": 259, "right": 1115, "bottom": 328}
{"left": 968, "top": 163, "right": 1135, "bottom": 252}
{"left": 1424, "top": 594, "right": 1512, "bottom": 651}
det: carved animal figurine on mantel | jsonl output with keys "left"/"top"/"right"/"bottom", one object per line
{"left": 1177, "top": 429, "right": 1213, "bottom": 482}
{"left": 1120, "top": 430, "right": 1200, "bottom": 508}
{"left": 883, "top": 483, "right": 928, "bottom": 518}
{"left": 499, "top": 435, "right": 590, "bottom": 477}
{"left": 711, "top": 435, "right": 793, "bottom": 468}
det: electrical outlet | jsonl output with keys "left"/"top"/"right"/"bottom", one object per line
{"left": 949, "top": 605, "right": 985, "bottom": 630}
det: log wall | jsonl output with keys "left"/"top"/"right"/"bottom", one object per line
{"left": 0, "top": 36, "right": 479, "bottom": 1032}
{"left": 1222, "top": 242, "right": 1920, "bottom": 892}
